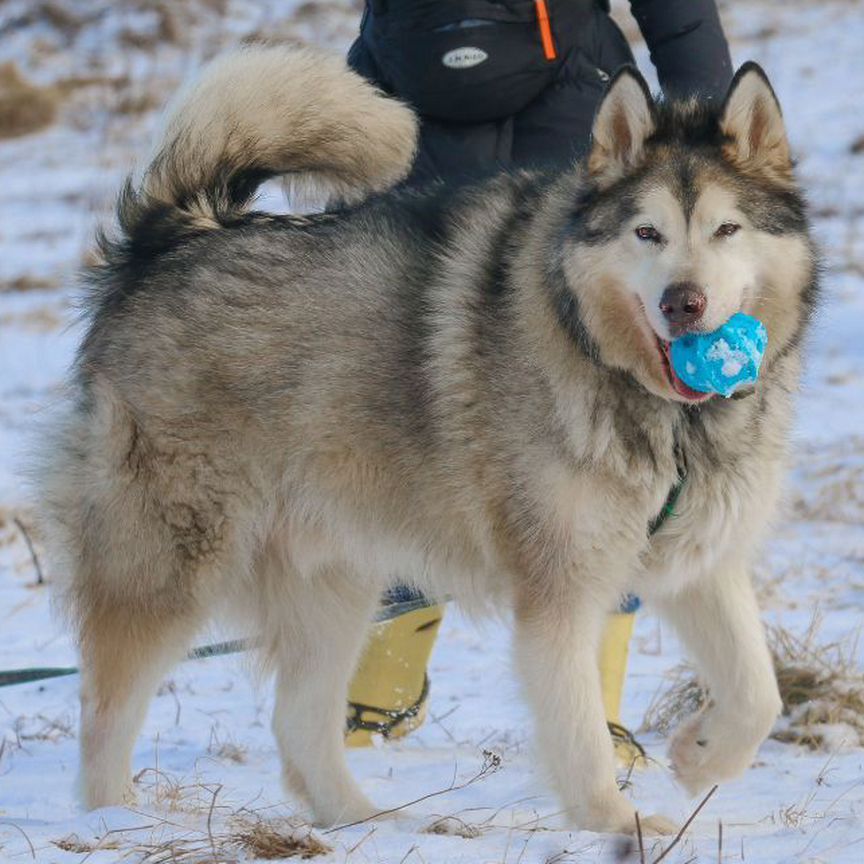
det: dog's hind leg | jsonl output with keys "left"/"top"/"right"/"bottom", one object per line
{"left": 78, "top": 601, "right": 202, "bottom": 808}
{"left": 40, "top": 384, "right": 245, "bottom": 809}
{"left": 255, "top": 547, "right": 382, "bottom": 827}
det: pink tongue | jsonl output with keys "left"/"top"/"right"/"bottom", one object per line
{"left": 669, "top": 362, "right": 709, "bottom": 400}
{"left": 662, "top": 340, "right": 711, "bottom": 401}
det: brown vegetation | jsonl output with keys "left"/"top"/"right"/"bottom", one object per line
{"left": 0, "top": 63, "right": 60, "bottom": 139}
{"left": 643, "top": 620, "right": 864, "bottom": 750}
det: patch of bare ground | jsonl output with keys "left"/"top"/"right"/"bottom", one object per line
{"left": 642, "top": 618, "right": 864, "bottom": 750}
{"left": 0, "top": 63, "right": 60, "bottom": 140}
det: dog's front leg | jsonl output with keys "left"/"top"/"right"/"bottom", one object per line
{"left": 514, "top": 581, "right": 674, "bottom": 835}
{"left": 655, "top": 560, "right": 782, "bottom": 795}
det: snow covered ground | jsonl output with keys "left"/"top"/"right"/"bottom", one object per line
{"left": 1, "top": 1, "right": 863, "bottom": 861}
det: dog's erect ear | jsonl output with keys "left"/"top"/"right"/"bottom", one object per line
{"left": 587, "top": 67, "right": 655, "bottom": 180}
{"left": 719, "top": 62, "right": 792, "bottom": 180}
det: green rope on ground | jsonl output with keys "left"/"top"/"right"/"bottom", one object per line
{"left": 0, "top": 640, "right": 250, "bottom": 689}
{"left": 0, "top": 598, "right": 446, "bottom": 689}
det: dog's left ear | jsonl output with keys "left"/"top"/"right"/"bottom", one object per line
{"left": 587, "top": 67, "right": 655, "bottom": 181}
{"left": 719, "top": 62, "right": 792, "bottom": 180}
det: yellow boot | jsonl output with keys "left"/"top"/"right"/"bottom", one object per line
{"left": 599, "top": 609, "right": 645, "bottom": 767}
{"left": 345, "top": 597, "right": 643, "bottom": 761}
{"left": 345, "top": 602, "right": 445, "bottom": 747}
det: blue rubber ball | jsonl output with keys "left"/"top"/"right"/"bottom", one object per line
{"left": 670, "top": 313, "right": 768, "bottom": 398}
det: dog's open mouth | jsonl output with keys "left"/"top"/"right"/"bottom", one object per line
{"left": 656, "top": 338, "right": 713, "bottom": 403}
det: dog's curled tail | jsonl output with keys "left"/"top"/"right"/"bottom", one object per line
{"left": 119, "top": 44, "right": 418, "bottom": 241}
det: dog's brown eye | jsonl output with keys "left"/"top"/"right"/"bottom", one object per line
{"left": 635, "top": 225, "right": 663, "bottom": 244}
{"left": 715, "top": 222, "right": 740, "bottom": 238}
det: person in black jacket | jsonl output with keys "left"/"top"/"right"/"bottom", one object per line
{"left": 348, "top": 0, "right": 733, "bottom": 187}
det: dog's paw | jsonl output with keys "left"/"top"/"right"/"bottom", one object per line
{"left": 571, "top": 793, "right": 674, "bottom": 836}
{"left": 669, "top": 701, "right": 778, "bottom": 796}
{"left": 586, "top": 807, "right": 676, "bottom": 837}
{"left": 636, "top": 812, "right": 678, "bottom": 836}
{"left": 311, "top": 795, "right": 382, "bottom": 828}
{"left": 80, "top": 774, "right": 138, "bottom": 811}
{"left": 668, "top": 712, "right": 717, "bottom": 795}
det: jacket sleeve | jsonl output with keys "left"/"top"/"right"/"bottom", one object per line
{"left": 628, "top": 0, "right": 733, "bottom": 100}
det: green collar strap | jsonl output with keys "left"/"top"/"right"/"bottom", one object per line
{"left": 648, "top": 470, "right": 687, "bottom": 537}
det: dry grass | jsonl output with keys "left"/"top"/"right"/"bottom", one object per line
{"left": 207, "top": 726, "right": 248, "bottom": 764}
{"left": 0, "top": 276, "right": 60, "bottom": 294}
{"left": 132, "top": 818, "right": 330, "bottom": 862}
{"left": 229, "top": 815, "right": 330, "bottom": 861}
{"left": 769, "top": 622, "right": 864, "bottom": 749}
{"left": 53, "top": 833, "right": 118, "bottom": 854}
{"left": 790, "top": 437, "right": 864, "bottom": 524}
{"left": 0, "top": 306, "right": 65, "bottom": 334}
{"left": 100, "top": 773, "right": 333, "bottom": 861}
{"left": 642, "top": 670, "right": 706, "bottom": 739}
{"left": 52, "top": 813, "right": 329, "bottom": 863}
{"left": 15, "top": 712, "right": 75, "bottom": 743}
{"left": 0, "top": 63, "right": 61, "bottom": 139}
{"left": 422, "top": 815, "right": 483, "bottom": 839}
{"left": 643, "top": 619, "right": 864, "bottom": 750}
{"left": 133, "top": 768, "right": 207, "bottom": 812}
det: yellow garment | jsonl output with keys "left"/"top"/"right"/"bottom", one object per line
{"left": 600, "top": 611, "right": 635, "bottom": 724}
{"left": 346, "top": 604, "right": 643, "bottom": 765}
{"left": 600, "top": 611, "right": 645, "bottom": 766}
{"left": 345, "top": 603, "right": 445, "bottom": 747}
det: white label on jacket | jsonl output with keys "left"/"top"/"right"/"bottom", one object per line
{"left": 442, "top": 47, "right": 489, "bottom": 69}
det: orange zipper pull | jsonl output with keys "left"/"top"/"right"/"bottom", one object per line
{"left": 534, "top": 0, "right": 558, "bottom": 61}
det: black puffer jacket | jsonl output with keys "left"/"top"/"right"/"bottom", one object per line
{"left": 348, "top": 0, "right": 733, "bottom": 185}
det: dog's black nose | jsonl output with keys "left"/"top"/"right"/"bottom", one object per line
{"left": 660, "top": 283, "right": 706, "bottom": 329}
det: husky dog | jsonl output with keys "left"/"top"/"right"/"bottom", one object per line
{"left": 36, "top": 45, "right": 817, "bottom": 834}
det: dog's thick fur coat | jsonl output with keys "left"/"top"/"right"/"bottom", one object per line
{"left": 36, "top": 45, "right": 818, "bottom": 834}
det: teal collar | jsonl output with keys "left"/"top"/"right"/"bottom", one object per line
{"left": 648, "top": 470, "right": 687, "bottom": 537}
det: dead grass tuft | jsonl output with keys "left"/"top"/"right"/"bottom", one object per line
{"left": 231, "top": 815, "right": 331, "bottom": 860}
{"left": 0, "top": 63, "right": 60, "bottom": 139}
{"left": 15, "top": 713, "right": 75, "bottom": 743}
{"left": 422, "top": 815, "right": 483, "bottom": 839}
{"left": 207, "top": 726, "right": 248, "bottom": 764}
{"left": 133, "top": 767, "right": 199, "bottom": 811}
{"left": 641, "top": 670, "right": 706, "bottom": 738}
{"left": 130, "top": 813, "right": 330, "bottom": 862}
{"left": 642, "top": 619, "right": 864, "bottom": 750}
{"left": 52, "top": 834, "right": 116, "bottom": 854}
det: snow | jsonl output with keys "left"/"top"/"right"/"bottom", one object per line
{"left": 706, "top": 338, "right": 746, "bottom": 378}
{"left": 1, "top": 1, "right": 864, "bottom": 862}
